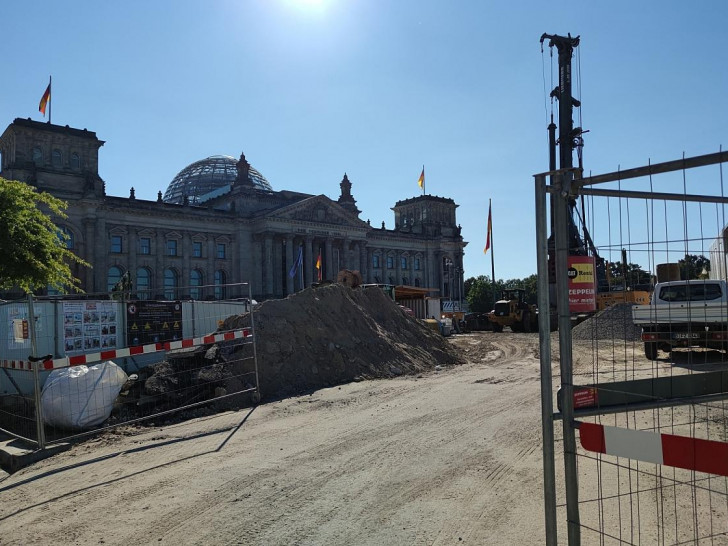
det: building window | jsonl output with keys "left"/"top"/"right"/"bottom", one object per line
{"left": 111, "top": 235, "right": 122, "bottom": 253}
{"left": 71, "top": 153, "right": 80, "bottom": 170}
{"left": 415, "top": 258, "right": 421, "bottom": 271}
{"left": 166, "top": 239, "right": 178, "bottom": 256}
{"left": 214, "top": 270, "right": 226, "bottom": 300}
{"left": 373, "top": 255, "right": 380, "bottom": 268}
{"left": 401, "top": 257, "right": 407, "bottom": 270}
{"left": 58, "top": 226, "right": 74, "bottom": 249}
{"left": 164, "top": 268, "right": 178, "bottom": 300}
{"left": 52, "top": 149, "right": 62, "bottom": 168}
{"left": 216, "top": 243, "right": 226, "bottom": 259}
{"left": 32, "top": 147, "right": 42, "bottom": 166}
{"left": 386, "top": 256, "right": 394, "bottom": 269}
{"left": 193, "top": 241, "right": 202, "bottom": 257}
{"left": 136, "top": 268, "right": 151, "bottom": 300}
{"left": 139, "top": 237, "right": 151, "bottom": 255}
{"left": 415, "top": 278, "right": 421, "bottom": 287}
{"left": 190, "top": 270, "right": 203, "bottom": 300}
{"left": 107, "top": 266, "right": 123, "bottom": 292}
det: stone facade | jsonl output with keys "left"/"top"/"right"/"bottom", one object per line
{"left": 0, "top": 118, "right": 467, "bottom": 302}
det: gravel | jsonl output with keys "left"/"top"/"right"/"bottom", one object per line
{"left": 571, "top": 303, "right": 642, "bottom": 341}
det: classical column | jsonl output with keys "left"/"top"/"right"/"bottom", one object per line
{"left": 341, "top": 238, "right": 349, "bottom": 270}
{"left": 358, "top": 243, "right": 367, "bottom": 281}
{"left": 396, "top": 250, "right": 402, "bottom": 286}
{"left": 285, "top": 238, "right": 294, "bottom": 295}
{"left": 128, "top": 227, "right": 138, "bottom": 294}
{"left": 206, "top": 237, "right": 215, "bottom": 299}
{"left": 304, "top": 237, "right": 313, "bottom": 287}
{"left": 366, "top": 247, "right": 373, "bottom": 283}
{"left": 83, "top": 218, "right": 96, "bottom": 292}
{"left": 264, "top": 233, "right": 274, "bottom": 297}
{"left": 325, "top": 238, "right": 333, "bottom": 281}
{"left": 182, "top": 230, "right": 191, "bottom": 295}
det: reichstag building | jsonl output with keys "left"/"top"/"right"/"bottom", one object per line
{"left": 0, "top": 118, "right": 467, "bottom": 302}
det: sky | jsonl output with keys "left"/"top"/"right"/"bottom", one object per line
{"left": 1, "top": 0, "right": 726, "bottom": 281}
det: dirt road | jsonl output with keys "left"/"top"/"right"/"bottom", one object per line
{"left": 0, "top": 332, "right": 555, "bottom": 545}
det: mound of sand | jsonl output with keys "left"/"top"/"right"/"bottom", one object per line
{"left": 220, "top": 283, "right": 463, "bottom": 399}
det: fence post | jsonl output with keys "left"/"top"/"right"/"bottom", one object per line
{"left": 554, "top": 172, "right": 580, "bottom": 544}
{"left": 535, "top": 174, "right": 558, "bottom": 546}
{"left": 27, "top": 294, "right": 46, "bottom": 450}
{"left": 248, "top": 283, "right": 261, "bottom": 403}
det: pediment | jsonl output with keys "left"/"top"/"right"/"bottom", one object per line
{"left": 265, "top": 196, "right": 369, "bottom": 229}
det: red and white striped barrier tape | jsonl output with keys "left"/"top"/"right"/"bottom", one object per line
{"left": 0, "top": 328, "right": 251, "bottom": 371}
{"left": 580, "top": 422, "right": 728, "bottom": 477}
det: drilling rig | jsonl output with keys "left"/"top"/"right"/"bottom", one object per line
{"left": 540, "top": 33, "right": 608, "bottom": 320}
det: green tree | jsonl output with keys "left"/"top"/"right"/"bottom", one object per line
{"left": 0, "top": 178, "right": 89, "bottom": 293}
{"left": 678, "top": 254, "right": 710, "bottom": 280}
{"left": 607, "top": 261, "right": 650, "bottom": 289}
{"left": 465, "top": 275, "right": 504, "bottom": 312}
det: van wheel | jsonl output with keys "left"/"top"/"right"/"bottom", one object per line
{"left": 645, "top": 342, "right": 658, "bottom": 361}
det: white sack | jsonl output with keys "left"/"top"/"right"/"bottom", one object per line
{"left": 41, "top": 361, "right": 128, "bottom": 430}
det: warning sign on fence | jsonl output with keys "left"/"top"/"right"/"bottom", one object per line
{"left": 126, "top": 301, "right": 182, "bottom": 346}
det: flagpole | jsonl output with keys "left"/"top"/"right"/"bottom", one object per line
{"left": 48, "top": 76, "right": 52, "bottom": 124}
{"left": 489, "top": 198, "right": 497, "bottom": 310}
{"left": 422, "top": 164, "right": 425, "bottom": 195}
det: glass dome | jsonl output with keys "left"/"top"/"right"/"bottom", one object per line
{"left": 163, "top": 155, "right": 272, "bottom": 204}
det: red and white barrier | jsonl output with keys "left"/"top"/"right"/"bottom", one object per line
{"left": 580, "top": 422, "right": 728, "bottom": 477}
{"left": 0, "top": 328, "right": 251, "bottom": 371}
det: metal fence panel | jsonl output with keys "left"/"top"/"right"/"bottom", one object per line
{"left": 538, "top": 151, "right": 728, "bottom": 545}
{"left": 0, "top": 283, "right": 259, "bottom": 449}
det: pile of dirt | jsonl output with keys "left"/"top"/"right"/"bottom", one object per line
{"left": 219, "top": 283, "right": 463, "bottom": 399}
{"left": 571, "top": 303, "right": 642, "bottom": 341}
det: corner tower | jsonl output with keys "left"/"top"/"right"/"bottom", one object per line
{"left": 0, "top": 118, "right": 105, "bottom": 199}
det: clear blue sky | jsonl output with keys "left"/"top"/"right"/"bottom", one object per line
{"left": 2, "top": 1, "right": 726, "bottom": 280}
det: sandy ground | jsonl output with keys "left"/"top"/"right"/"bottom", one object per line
{"left": 1, "top": 331, "right": 562, "bottom": 545}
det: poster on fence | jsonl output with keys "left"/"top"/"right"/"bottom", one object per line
{"left": 6, "top": 303, "right": 42, "bottom": 350}
{"left": 567, "top": 255, "right": 597, "bottom": 313}
{"left": 63, "top": 301, "right": 118, "bottom": 353}
{"left": 126, "top": 301, "right": 182, "bottom": 347}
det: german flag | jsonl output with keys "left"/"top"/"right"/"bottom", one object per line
{"left": 39, "top": 80, "right": 51, "bottom": 116}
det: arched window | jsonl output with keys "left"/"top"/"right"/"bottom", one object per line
{"left": 415, "top": 278, "right": 421, "bottom": 287}
{"left": 52, "top": 149, "right": 62, "bottom": 168}
{"left": 164, "top": 268, "right": 178, "bottom": 300}
{"left": 32, "top": 147, "right": 42, "bottom": 166}
{"left": 136, "top": 268, "right": 151, "bottom": 300}
{"left": 58, "top": 226, "right": 74, "bottom": 249}
{"left": 70, "top": 153, "right": 80, "bottom": 170}
{"left": 214, "top": 270, "right": 226, "bottom": 300}
{"left": 107, "top": 266, "right": 124, "bottom": 292}
{"left": 190, "top": 269, "right": 203, "bottom": 300}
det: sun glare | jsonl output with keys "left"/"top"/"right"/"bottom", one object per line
{"left": 287, "top": 0, "right": 325, "bottom": 10}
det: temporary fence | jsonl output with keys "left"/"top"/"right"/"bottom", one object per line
{"left": 0, "top": 282, "right": 259, "bottom": 449}
{"left": 536, "top": 150, "right": 728, "bottom": 545}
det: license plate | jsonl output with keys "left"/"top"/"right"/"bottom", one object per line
{"left": 673, "top": 332, "right": 700, "bottom": 339}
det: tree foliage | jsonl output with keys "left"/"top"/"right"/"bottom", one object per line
{"left": 465, "top": 274, "right": 538, "bottom": 312}
{"left": 678, "top": 254, "right": 710, "bottom": 280}
{"left": 607, "top": 261, "right": 651, "bottom": 289}
{"left": 0, "top": 178, "right": 89, "bottom": 293}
